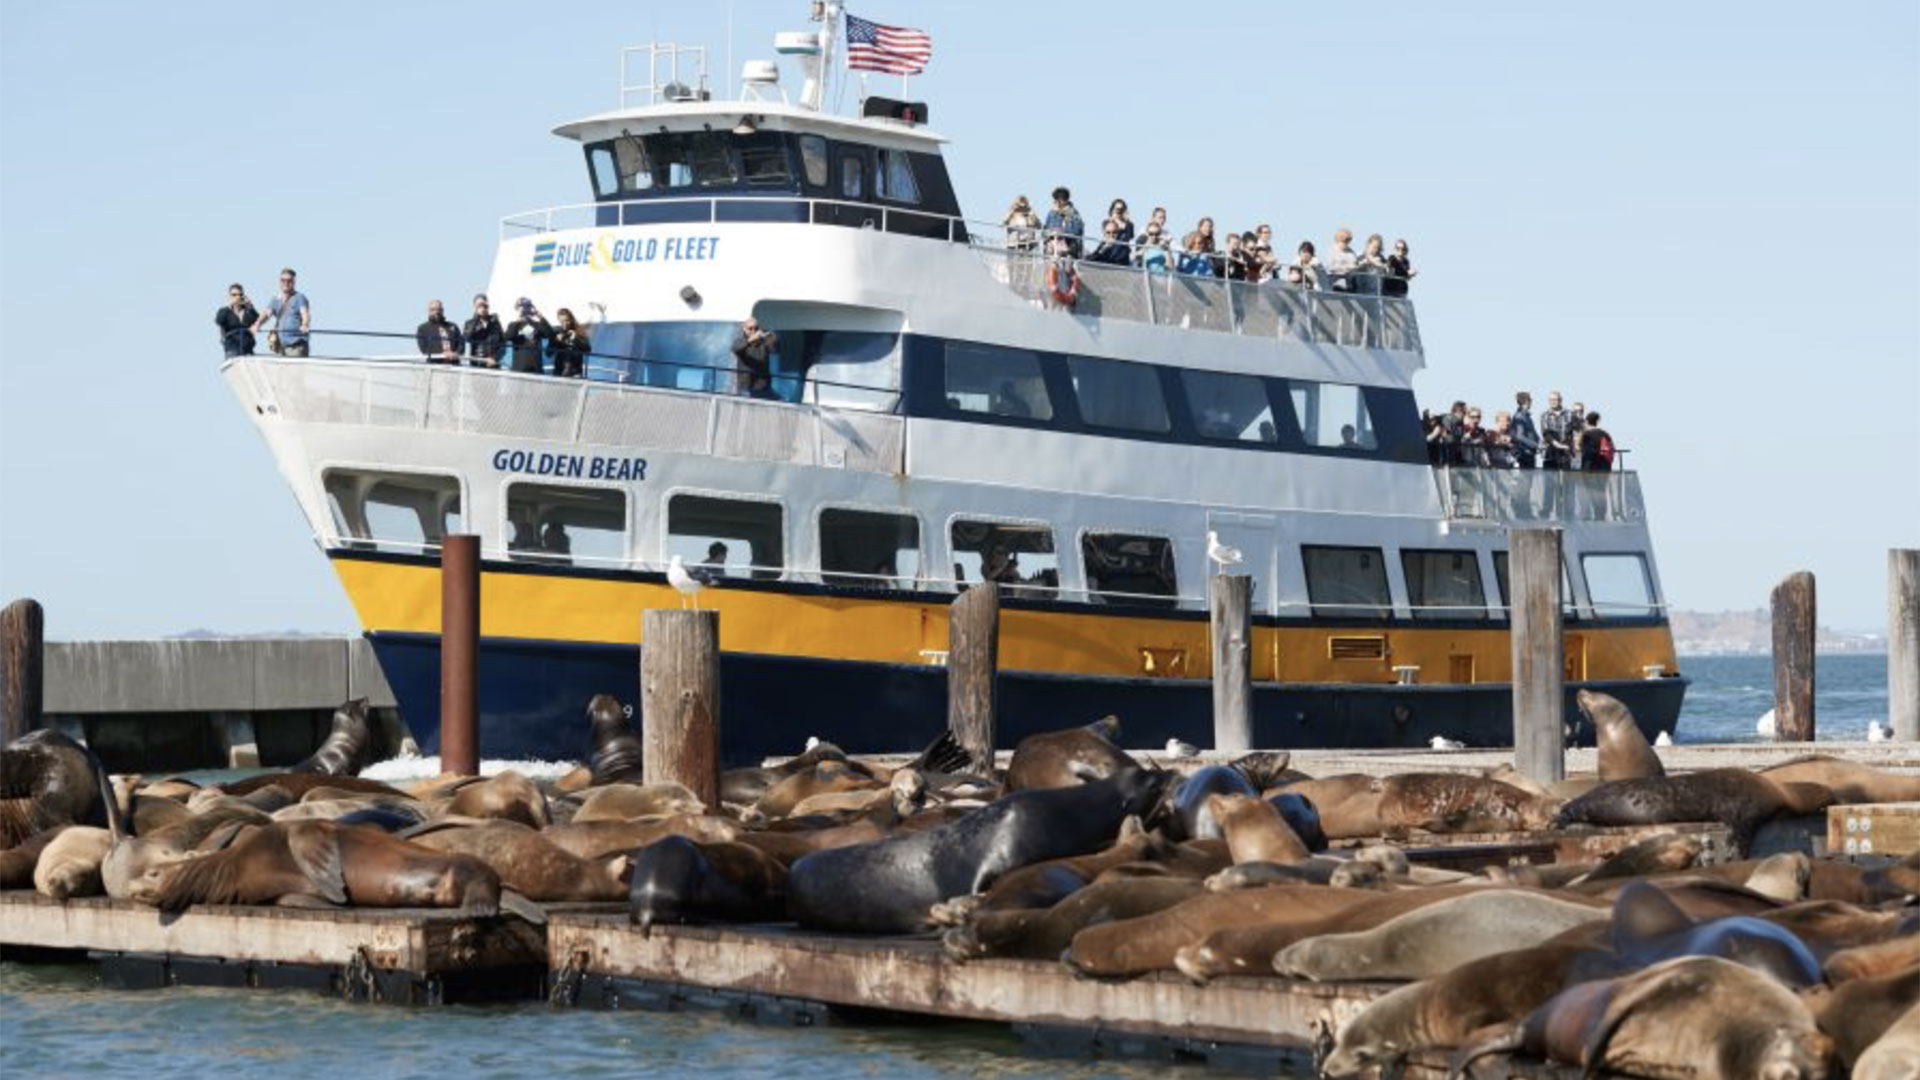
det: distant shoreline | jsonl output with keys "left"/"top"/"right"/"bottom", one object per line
{"left": 1677, "top": 649, "right": 1888, "bottom": 659}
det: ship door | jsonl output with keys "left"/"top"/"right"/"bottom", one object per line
{"left": 1206, "top": 512, "right": 1278, "bottom": 616}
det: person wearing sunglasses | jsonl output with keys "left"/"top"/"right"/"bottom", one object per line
{"left": 215, "top": 283, "right": 258, "bottom": 357}
{"left": 253, "top": 267, "right": 310, "bottom": 356}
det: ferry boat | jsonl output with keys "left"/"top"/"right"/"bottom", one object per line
{"left": 224, "top": 5, "right": 1686, "bottom": 763}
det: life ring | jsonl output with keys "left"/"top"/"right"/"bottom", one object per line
{"left": 1047, "top": 260, "right": 1079, "bottom": 307}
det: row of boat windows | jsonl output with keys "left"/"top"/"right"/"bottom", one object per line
{"left": 319, "top": 470, "right": 1659, "bottom": 617}
{"left": 582, "top": 132, "right": 962, "bottom": 218}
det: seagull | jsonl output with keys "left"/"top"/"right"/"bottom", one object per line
{"left": 1756, "top": 708, "right": 1776, "bottom": 739}
{"left": 1206, "top": 530, "right": 1243, "bottom": 573}
{"left": 1429, "top": 735, "right": 1465, "bottom": 750}
{"left": 1165, "top": 737, "right": 1198, "bottom": 759}
{"left": 1868, "top": 720, "right": 1890, "bottom": 743}
{"left": 1654, "top": 731, "right": 1674, "bottom": 747}
{"left": 666, "top": 555, "right": 703, "bottom": 609}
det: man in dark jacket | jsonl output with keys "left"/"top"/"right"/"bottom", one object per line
{"left": 504, "top": 298, "right": 551, "bottom": 374}
{"left": 731, "top": 317, "right": 778, "bottom": 399}
{"left": 416, "top": 300, "right": 463, "bottom": 364}
{"left": 1510, "top": 391, "right": 1540, "bottom": 469}
{"left": 216, "top": 283, "right": 257, "bottom": 357}
{"left": 463, "top": 294, "right": 505, "bottom": 368}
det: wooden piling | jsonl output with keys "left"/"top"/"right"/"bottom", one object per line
{"left": 1892, "top": 550, "right": 1920, "bottom": 742}
{"left": 1771, "top": 571, "right": 1816, "bottom": 742}
{"left": 1210, "top": 574, "right": 1253, "bottom": 751}
{"left": 439, "top": 535, "right": 480, "bottom": 776}
{"left": 1509, "top": 529, "right": 1565, "bottom": 782}
{"left": 947, "top": 583, "right": 1000, "bottom": 773}
{"left": 1, "top": 598, "right": 44, "bottom": 744}
{"left": 640, "top": 609, "right": 721, "bottom": 808}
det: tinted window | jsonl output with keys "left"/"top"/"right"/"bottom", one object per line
{"left": 944, "top": 342, "right": 1052, "bottom": 421}
{"left": 1290, "top": 381, "right": 1378, "bottom": 450}
{"left": 587, "top": 145, "right": 619, "bottom": 198}
{"left": 1068, "top": 357, "right": 1169, "bottom": 433}
{"left": 1082, "top": 533, "right": 1178, "bottom": 608}
{"left": 667, "top": 495, "right": 783, "bottom": 580}
{"left": 799, "top": 136, "right": 829, "bottom": 186}
{"left": 322, "top": 470, "right": 461, "bottom": 554}
{"left": 876, "top": 150, "right": 921, "bottom": 203}
{"left": 950, "top": 520, "right": 1058, "bottom": 596}
{"left": 1493, "top": 551, "right": 1579, "bottom": 618}
{"left": 1401, "top": 549, "right": 1486, "bottom": 620}
{"left": 738, "top": 133, "right": 791, "bottom": 185}
{"left": 1302, "top": 545, "right": 1391, "bottom": 619}
{"left": 649, "top": 132, "right": 737, "bottom": 188}
{"left": 507, "top": 484, "right": 626, "bottom": 566}
{"left": 820, "top": 509, "right": 920, "bottom": 588}
{"left": 1181, "top": 369, "right": 1277, "bottom": 443}
{"left": 615, "top": 136, "right": 653, "bottom": 191}
{"left": 840, "top": 153, "right": 864, "bottom": 198}
{"left": 1583, "top": 553, "right": 1655, "bottom": 617}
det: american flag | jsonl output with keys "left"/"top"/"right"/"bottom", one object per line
{"left": 845, "top": 13, "right": 932, "bottom": 75}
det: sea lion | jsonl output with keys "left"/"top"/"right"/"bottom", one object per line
{"left": 194, "top": 784, "right": 296, "bottom": 815}
{"left": 572, "top": 782, "right": 705, "bottom": 823}
{"left": 1207, "top": 793, "right": 1310, "bottom": 865}
{"left": 0, "top": 827, "right": 63, "bottom": 888}
{"left": 406, "top": 820, "right": 627, "bottom": 902}
{"left": 753, "top": 761, "right": 882, "bottom": 819}
{"left": 1812, "top": 967, "right": 1920, "bottom": 1070}
{"left": 1569, "top": 830, "right": 1705, "bottom": 884}
{"left": 1452, "top": 956, "right": 1834, "bottom": 1080}
{"left": 1320, "top": 943, "right": 1588, "bottom": 1077}
{"left": 628, "top": 835, "right": 786, "bottom": 932}
{"left": 1587, "top": 881, "right": 1821, "bottom": 988}
{"left": 584, "top": 693, "right": 645, "bottom": 785}
{"left": 1761, "top": 754, "right": 1920, "bottom": 805}
{"left": 928, "top": 816, "right": 1167, "bottom": 925}
{"left": 273, "top": 798, "right": 424, "bottom": 824}
{"left": 1275, "top": 890, "right": 1607, "bottom": 982}
{"left": 1826, "top": 926, "right": 1920, "bottom": 983}
{"left": 1269, "top": 774, "right": 1383, "bottom": 840}
{"left": 221, "top": 772, "right": 403, "bottom": 799}
{"left": 1204, "top": 857, "right": 1385, "bottom": 893}
{"left": 1743, "top": 851, "right": 1812, "bottom": 903}
{"left": 444, "top": 770, "right": 549, "bottom": 827}
{"left": 130, "top": 792, "right": 194, "bottom": 835}
{"left": 332, "top": 807, "right": 420, "bottom": 833}
{"left": 289, "top": 697, "right": 378, "bottom": 776}
{"left": 103, "top": 804, "right": 274, "bottom": 902}
{"left": 150, "top": 820, "right": 508, "bottom": 915}
{"left": 733, "top": 816, "right": 889, "bottom": 863}
{"left": 542, "top": 814, "right": 741, "bottom": 861}
{"left": 2, "top": 729, "right": 109, "bottom": 846}
{"left": 1576, "top": 688, "right": 1664, "bottom": 782}
{"left": 1555, "top": 768, "right": 1833, "bottom": 852}
{"left": 942, "top": 875, "right": 1204, "bottom": 962}
{"left": 717, "top": 739, "right": 857, "bottom": 808}
{"left": 1064, "top": 883, "right": 1378, "bottom": 979}
{"left": 1165, "top": 765, "right": 1259, "bottom": 841}
{"left": 1855, "top": 1002, "right": 1920, "bottom": 1080}
{"left": 1375, "top": 773, "right": 1560, "bottom": 835}
{"left": 1862, "top": 851, "right": 1920, "bottom": 904}
{"left": 786, "top": 766, "right": 1172, "bottom": 934}
{"left": 1001, "top": 716, "right": 1133, "bottom": 791}
{"left": 1267, "top": 792, "right": 1327, "bottom": 852}
{"left": 33, "top": 826, "right": 112, "bottom": 900}
{"left": 138, "top": 777, "right": 202, "bottom": 802}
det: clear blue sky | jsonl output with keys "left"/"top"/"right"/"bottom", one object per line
{"left": 1, "top": 1, "right": 1915, "bottom": 637}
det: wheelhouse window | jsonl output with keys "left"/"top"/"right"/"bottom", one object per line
{"left": 1302, "top": 545, "right": 1391, "bottom": 619}
{"left": 1180, "top": 369, "right": 1277, "bottom": 443}
{"left": 667, "top": 494, "right": 784, "bottom": 581}
{"left": 506, "top": 484, "right": 626, "bottom": 566}
{"left": 1581, "top": 553, "right": 1656, "bottom": 617}
{"left": 875, "top": 149, "right": 921, "bottom": 203}
{"left": 1290, "top": 381, "right": 1378, "bottom": 451}
{"left": 322, "top": 470, "right": 461, "bottom": 553}
{"left": 944, "top": 342, "right": 1052, "bottom": 421}
{"left": 839, "top": 153, "right": 864, "bottom": 198}
{"left": 587, "top": 145, "right": 620, "bottom": 198}
{"left": 737, "top": 132, "right": 792, "bottom": 186}
{"left": 1081, "top": 533, "right": 1178, "bottom": 608}
{"left": 820, "top": 509, "right": 920, "bottom": 588}
{"left": 650, "top": 131, "right": 737, "bottom": 188}
{"left": 799, "top": 135, "right": 829, "bottom": 186}
{"left": 1401, "top": 549, "right": 1487, "bottom": 620}
{"left": 1068, "top": 357, "right": 1170, "bottom": 433}
{"left": 950, "top": 520, "right": 1058, "bottom": 595}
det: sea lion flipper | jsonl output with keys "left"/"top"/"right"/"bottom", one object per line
{"left": 286, "top": 825, "right": 348, "bottom": 904}
{"left": 1447, "top": 1026, "right": 1523, "bottom": 1080}
{"left": 498, "top": 889, "right": 547, "bottom": 925}
{"left": 1609, "top": 882, "right": 1693, "bottom": 954}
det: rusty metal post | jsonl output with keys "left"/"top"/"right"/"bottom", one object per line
{"left": 1510, "top": 529, "right": 1566, "bottom": 783}
{"left": 641, "top": 609, "right": 721, "bottom": 809}
{"left": 439, "top": 535, "right": 480, "bottom": 776}
{"left": 947, "top": 583, "right": 1000, "bottom": 773}
{"left": 2, "top": 598, "right": 44, "bottom": 744}
{"left": 1771, "top": 571, "right": 1816, "bottom": 742}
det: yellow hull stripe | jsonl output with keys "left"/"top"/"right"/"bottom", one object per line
{"left": 332, "top": 557, "right": 1680, "bottom": 685}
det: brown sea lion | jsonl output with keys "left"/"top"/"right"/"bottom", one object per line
{"left": 130, "top": 792, "right": 194, "bottom": 835}
{"left": 1205, "top": 857, "right": 1386, "bottom": 893}
{"left": 927, "top": 816, "right": 1166, "bottom": 925}
{"left": 444, "top": 770, "right": 549, "bottom": 827}
{"left": 288, "top": 697, "right": 378, "bottom": 776}
{"left": 1811, "top": 967, "right": 1920, "bottom": 1070}
{"left": 1268, "top": 775, "right": 1380, "bottom": 839}
{"left": 1452, "top": 956, "right": 1833, "bottom": 1080}
{"left": 1569, "top": 830, "right": 1705, "bottom": 884}
{"left": 103, "top": 804, "right": 275, "bottom": 902}
{"left": 628, "top": 836, "right": 786, "bottom": 931}
{"left": 584, "top": 693, "right": 645, "bottom": 786}
{"left": 0, "top": 827, "right": 64, "bottom": 888}
{"left": 1743, "top": 851, "right": 1812, "bottom": 903}
{"left": 1578, "top": 688, "right": 1665, "bottom": 782}
{"left": 572, "top": 781, "right": 705, "bottom": 823}
{"left": 1274, "top": 891, "right": 1606, "bottom": 982}
{"left": 405, "top": 820, "right": 627, "bottom": 902}
{"left": 1825, "top": 925, "right": 1920, "bottom": 982}
{"left": 34, "top": 826, "right": 113, "bottom": 900}
{"left": 1064, "top": 883, "right": 1374, "bottom": 978}
{"left": 544, "top": 814, "right": 740, "bottom": 861}
{"left": 221, "top": 772, "right": 403, "bottom": 799}
{"left": 753, "top": 761, "right": 882, "bottom": 819}
{"left": 1207, "top": 793, "right": 1310, "bottom": 865}
{"left": 1856, "top": 1002, "right": 1920, "bottom": 1080}
{"left": 150, "top": 820, "right": 508, "bottom": 915}
{"left": 735, "top": 816, "right": 890, "bottom": 863}
{"left": 2, "top": 729, "right": 110, "bottom": 847}
{"left": 1002, "top": 716, "right": 1133, "bottom": 790}
{"left": 1376, "top": 773, "right": 1560, "bottom": 835}
{"left": 137, "top": 777, "right": 202, "bottom": 802}
{"left": 942, "top": 875, "right": 1204, "bottom": 962}
{"left": 1761, "top": 754, "right": 1920, "bottom": 805}
{"left": 717, "top": 739, "right": 863, "bottom": 808}
{"left": 1555, "top": 768, "right": 1833, "bottom": 853}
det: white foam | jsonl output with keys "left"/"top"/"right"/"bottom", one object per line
{"left": 359, "top": 754, "right": 580, "bottom": 783}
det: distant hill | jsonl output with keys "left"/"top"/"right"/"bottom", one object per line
{"left": 1669, "top": 609, "right": 1885, "bottom": 656}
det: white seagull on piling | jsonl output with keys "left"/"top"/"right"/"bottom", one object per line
{"left": 1868, "top": 720, "right": 1890, "bottom": 743}
{"left": 1654, "top": 731, "right": 1674, "bottom": 747}
{"left": 1165, "top": 737, "right": 1198, "bottom": 759}
{"left": 667, "top": 555, "right": 703, "bottom": 610}
{"left": 1429, "top": 735, "right": 1465, "bottom": 750}
{"left": 1756, "top": 708, "right": 1776, "bottom": 739}
{"left": 1206, "top": 530, "right": 1243, "bottom": 573}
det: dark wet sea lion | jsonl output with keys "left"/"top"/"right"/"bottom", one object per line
{"left": 1812, "top": 967, "right": 1920, "bottom": 1070}
{"left": 0, "top": 827, "right": 64, "bottom": 888}
{"left": 445, "top": 770, "right": 549, "bottom": 827}
{"left": 1452, "top": 955, "right": 1834, "bottom": 1080}
{"left": 1274, "top": 890, "right": 1606, "bottom": 982}
{"left": 151, "top": 820, "right": 506, "bottom": 915}
{"left": 1555, "top": 768, "right": 1832, "bottom": 852}
{"left": 1207, "top": 793, "right": 1309, "bottom": 865}
{"left": 1578, "top": 689, "right": 1664, "bottom": 782}
{"left": 1002, "top": 716, "right": 1133, "bottom": 791}
{"left": 221, "top": 773, "right": 403, "bottom": 799}
{"left": 1164, "top": 765, "right": 1258, "bottom": 840}
{"left": 628, "top": 835, "right": 786, "bottom": 931}
{"left": 1266, "top": 792, "right": 1326, "bottom": 852}
{"left": 1579, "top": 881, "right": 1820, "bottom": 988}
{"left": 406, "top": 820, "right": 627, "bottom": 902}
{"left": 927, "top": 816, "right": 1166, "bottom": 925}
{"left": 583, "top": 693, "right": 645, "bottom": 785}
{"left": 573, "top": 781, "right": 705, "bottom": 822}
{"left": 786, "top": 766, "right": 1172, "bottom": 934}
{"left": 289, "top": 698, "right": 378, "bottom": 776}
{"left": 942, "top": 875, "right": 1204, "bottom": 962}
{"left": 2, "top": 729, "right": 109, "bottom": 847}
{"left": 1761, "top": 754, "right": 1920, "bottom": 805}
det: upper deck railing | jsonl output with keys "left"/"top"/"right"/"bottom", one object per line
{"left": 1435, "top": 467, "right": 1645, "bottom": 525}
{"left": 498, "top": 197, "right": 1421, "bottom": 353}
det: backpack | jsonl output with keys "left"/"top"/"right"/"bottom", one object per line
{"left": 1596, "top": 432, "right": 1615, "bottom": 468}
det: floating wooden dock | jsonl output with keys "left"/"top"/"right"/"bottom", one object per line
{"left": 0, "top": 890, "right": 551, "bottom": 1004}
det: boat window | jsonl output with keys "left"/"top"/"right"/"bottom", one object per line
{"left": 1581, "top": 554, "right": 1655, "bottom": 617}
{"left": 647, "top": 131, "right": 737, "bottom": 189}
{"left": 1401, "top": 549, "right": 1487, "bottom": 620}
{"left": 1180, "top": 370, "right": 1278, "bottom": 443}
{"left": 950, "top": 520, "right": 1058, "bottom": 596}
{"left": 321, "top": 469, "right": 461, "bottom": 554}
{"left": 587, "top": 144, "right": 620, "bottom": 198}
{"left": 875, "top": 149, "right": 921, "bottom": 204}
{"left": 820, "top": 509, "right": 921, "bottom": 588}
{"left": 738, "top": 133, "right": 791, "bottom": 186}
{"left": 944, "top": 342, "right": 1052, "bottom": 421}
{"left": 1082, "top": 533, "right": 1178, "bottom": 608}
{"left": 840, "top": 153, "right": 864, "bottom": 199}
{"left": 799, "top": 135, "right": 829, "bottom": 186}
{"left": 1493, "top": 552, "right": 1580, "bottom": 618}
{"left": 1290, "top": 381, "right": 1378, "bottom": 451}
{"left": 1068, "top": 357, "right": 1170, "bottom": 433}
{"left": 667, "top": 494, "right": 784, "bottom": 581}
{"left": 505, "top": 484, "right": 626, "bottom": 566}
{"left": 1302, "top": 545, "right": 1391, "bottom": 619}
{"left": 794, "top": 330, "right": 901, "bottom": 409}
{"left": 592, "top": 321, "right": 740, "bottom": 391}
